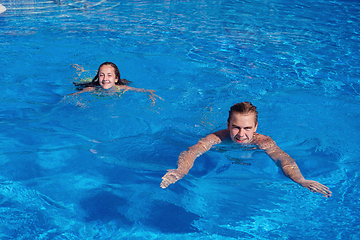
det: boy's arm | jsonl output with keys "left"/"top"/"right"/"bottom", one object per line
{"left": 256, "top": 135, "right": 332, "bottom": 197}
{"left": 160, "top": 129, "right": 229, "bottom": 188}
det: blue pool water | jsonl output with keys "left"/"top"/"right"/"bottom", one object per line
{"left": 1, "top": 0, "right": 360, "bottom": 239}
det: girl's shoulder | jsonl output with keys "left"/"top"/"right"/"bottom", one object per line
{"left": 115, "top": 85, "right": 128, "bottom": 89}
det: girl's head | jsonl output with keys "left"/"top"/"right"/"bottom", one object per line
{"left": 93, "top": 62, "right": 130, "bottom": 89}
{"left": 97, "top": 62, "right": 120, "bottom": 89}
{"left": 73, "top": 62, "right": 130, "bottom": 89}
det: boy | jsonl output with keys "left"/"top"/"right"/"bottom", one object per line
{"left": 160, "top": 102, "right": 332, "bottom": 198}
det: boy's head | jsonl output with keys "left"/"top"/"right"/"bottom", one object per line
{"left": 227, "top": 102, "right": 258, "bottom": 125}
{"left": 227, "top": 102, "right": 258, "bottom": 144}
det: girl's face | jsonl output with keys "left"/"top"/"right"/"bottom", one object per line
{"left": 98, "top": 65, "right": 118, "bottom": 89}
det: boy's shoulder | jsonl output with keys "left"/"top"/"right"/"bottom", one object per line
{"left": 252, "top": 133, "right": 276, "bottom": 150}
{"left": 212, "top": 129, "right": 230, "bottom": 140}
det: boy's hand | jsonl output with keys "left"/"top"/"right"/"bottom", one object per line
{"left": 300, "top": 180, "right": 332, "bottom": 198}
{"left": 160, "top": 169, "right": 184, "bottom": 188}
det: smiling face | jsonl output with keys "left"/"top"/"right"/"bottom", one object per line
{"left": 98, "top": 64, "right": 119, "bottom": 89}
{"left": 227, "top": 112, "right": 258, "bottom": 144}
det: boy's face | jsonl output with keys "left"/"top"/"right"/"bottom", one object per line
{"left": 227, "top": 112, "right": 258, "bottom": 144}
{"left": 98, "top": 65, "right": 118, "bottom": 89}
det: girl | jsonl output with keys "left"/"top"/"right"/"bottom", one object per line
{"left": 70, "top": 62, "right": 161, "bottom": 104}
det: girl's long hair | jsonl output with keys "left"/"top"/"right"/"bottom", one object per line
{"left": 73, "top": 62, "right": 131, "bottom": 89}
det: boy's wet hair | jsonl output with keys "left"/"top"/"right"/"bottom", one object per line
{"left": 73, "top": 62, "right": 131, "bottom": 89}
{"left": 228, "top": 102, "right": 258, "bottom": 125}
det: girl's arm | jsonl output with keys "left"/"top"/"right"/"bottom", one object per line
{"left": 118, "top": 85, "right": 162, "bottom": 105}
{"left": 67, "top": 87, "right": 95, "bottom": 96}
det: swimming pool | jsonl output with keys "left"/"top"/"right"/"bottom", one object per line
{"left": 1, "top": 0, "right": 359, "bottom": 238}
